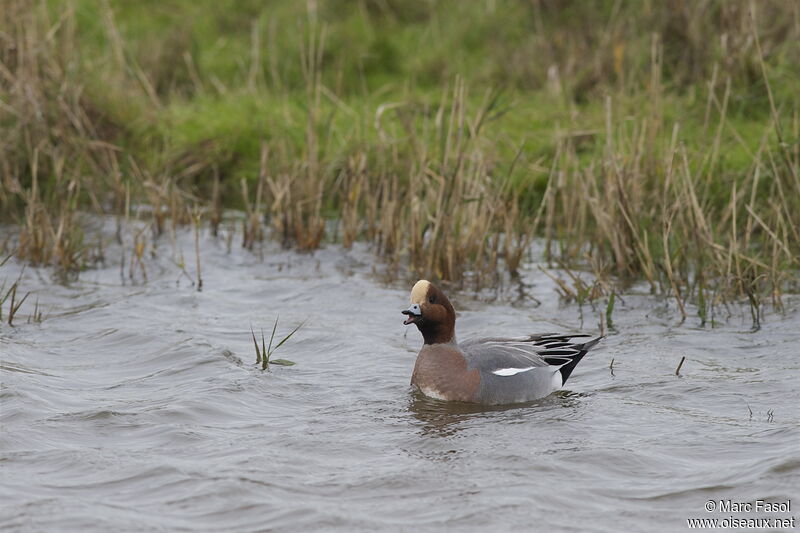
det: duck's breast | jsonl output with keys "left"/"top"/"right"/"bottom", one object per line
{"left": 411, "top": 344, "right": 480, "bottom": 402}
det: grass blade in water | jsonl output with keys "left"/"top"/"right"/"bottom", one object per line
{"left": 268, "top": 359, "right": 296, "bottom": 366}
{"left": 251, "top": 326, "right": 262, "bottom": 364}
{"left": 606, "top": 292, "right": 616, "bottom": 330}
{"left": 267, "top": 317, "right": 279, "bottom": 358}
{"left": 271, "top": 320, "right": 305, "bottom": 353}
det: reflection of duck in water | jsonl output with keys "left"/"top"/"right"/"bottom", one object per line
{"left": 407, "top": 390, "right": 585, "bottom": 439}
{"left": 402, "top": 280, "right": 601, "bottom": 406}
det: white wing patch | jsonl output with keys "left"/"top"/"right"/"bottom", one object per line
{"left": 492, "top": 366, "right": 536, "bottom": 376}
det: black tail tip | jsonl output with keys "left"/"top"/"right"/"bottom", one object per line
{"left": 559, "top": 335, "right": 603, "bottom": 384}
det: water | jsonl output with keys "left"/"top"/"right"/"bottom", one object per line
{"left": 2, "top": 221, "right": 799, "bottom": 532}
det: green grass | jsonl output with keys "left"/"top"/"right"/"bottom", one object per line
{"left": 48, "top": 0, "right": 797, "bottom": 184}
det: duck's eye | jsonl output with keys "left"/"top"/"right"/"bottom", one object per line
{"left": 428, "top": 295, "right": 435, "bottom": 304}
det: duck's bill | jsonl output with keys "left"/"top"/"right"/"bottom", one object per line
{"left": 402, "top": 314, "right": 418, "bottom": 325}
{"left": 402, "top": 307, "right": 421, "bottom": 325}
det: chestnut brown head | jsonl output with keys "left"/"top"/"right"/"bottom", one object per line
{"left": 401, "top": 280, "right": 456, "bottom": 345}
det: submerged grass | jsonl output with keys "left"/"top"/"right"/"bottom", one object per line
{"left": 0, "top": 275, "right": 29, "bottom": 326}
{"left": 0, "top": 255, "right": 43, "bottom": 326}
{"left": 1, "top": 0, "right": 799, "bottom": 323}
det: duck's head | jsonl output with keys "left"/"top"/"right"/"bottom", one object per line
{"left": 402, "top": 280, "right": 456, "bottom": 345}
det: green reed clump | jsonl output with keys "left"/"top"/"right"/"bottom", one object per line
{"left": 251, "top": 318, "right": 304, "bottom": 370}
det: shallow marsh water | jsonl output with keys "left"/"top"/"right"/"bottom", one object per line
{"left": 1, "top": 222, "right": 799, "bottom": 532}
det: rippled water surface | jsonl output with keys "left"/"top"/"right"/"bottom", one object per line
{"left": 2, "top": 223, "right": 799, "bottom": 532}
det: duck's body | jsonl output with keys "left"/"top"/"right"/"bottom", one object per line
{"left": 403, "top": 280, "right": 600, "bottom": 405}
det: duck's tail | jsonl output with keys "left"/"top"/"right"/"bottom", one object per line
{"left": 541, "top": 335, "right": 603, "bottom": 385}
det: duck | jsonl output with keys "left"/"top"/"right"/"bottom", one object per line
{"left": 402, "top": 280, "right": 601, "bottom": 405}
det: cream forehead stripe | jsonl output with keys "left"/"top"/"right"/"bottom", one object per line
{"left": 410, "top": 280, "right": 431, "bottom": 304}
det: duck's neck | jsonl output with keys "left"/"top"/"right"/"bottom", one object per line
{"left": 420, "top": 324, "right": 456, "bottom": 345}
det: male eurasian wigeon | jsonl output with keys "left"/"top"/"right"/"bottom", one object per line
{"left": 402, "top": 280, "right": 601, "bottom": 405}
